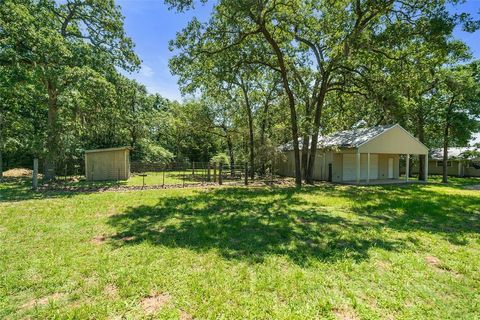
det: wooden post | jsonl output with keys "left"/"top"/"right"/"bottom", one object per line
{"left": 207, "top": 162, "right": 211, "bottom": 182}
{"left": 162, "top": 170, "right": 165, "bottom": 187}
{"left": 192, "top": 161, "right": 195, "bottom": 177}
{"left": 183, "top": 169, "right": 186, "bottom": 187}
{"left": 356, "top": 151, "right": 361, "bottom": 183}
{"left": 424, "top": 156, "right": 428, "bottom": 182}
{"left": 405, "top": 154, "right": 410, "bottom": 182}
{"left": 219, "top": 163, "right": 223, "bottom": 185}
{"left": 32, "top": 158, "right": 38, "bottom": 190}
{"left": 213, "top": 162, "right": 217, "bottom": 183}
{"left": 366, "top": 153, "right": 370, "bottom": 184}
{"left": 244, "top": 162, "right": 248, "bottom": 186}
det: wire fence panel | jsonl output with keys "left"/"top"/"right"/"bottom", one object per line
{"left": 34, "top": 158, "right": 284, "bottom": 191}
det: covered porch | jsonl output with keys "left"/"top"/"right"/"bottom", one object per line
{"left": 337, "top": 125, "right": 429, "bottom": 184}
{"left": 342, "top": 152, "right": 429, "bottom": 184}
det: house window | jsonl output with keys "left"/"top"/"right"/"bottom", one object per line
{"left": 436, "top": 161, "right": 452, "bottom": 167}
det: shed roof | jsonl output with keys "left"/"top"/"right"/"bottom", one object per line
{"left": 430, "top": 147, "right": 480, "bottom": 160}
{"left": 85, "top": 146, "right": 131, "bottom": 154}
{"left": 317, "top": 125, "right": 395, "bottom": 148}
{"left": 280, "top": 124, "right": 397, "bottom": 150}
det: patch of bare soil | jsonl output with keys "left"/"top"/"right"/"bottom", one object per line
{"left": 104, "top": 284, "right": 119, "bottom": 299}
{"left": 92, "top": 235, "right": 106, "bottom": 245}
{"left": 464, "top": 184, "right": 480, "bottom": 190}
{"left": 425, "top": 256, "right": 460, "bottom": 277}
{"left": 3, "top": 168, "right": 33, "bottom": 177}
{"left": 121, "top": 235, "right": 135, "bottom": 242}
{"left": 22, "top": 293, "right": 65, "bottom": 309}
{"left": 425, "top": 255, "right": 441, "bottom": 268}
{"left": 140, "top": 293, "right": 171, "bottom": 315}
{"left": 180, "top": 310, "right": 193, "bottom": 320}
{"left": 332, "top": 307, "right": 359, "bottom": 320}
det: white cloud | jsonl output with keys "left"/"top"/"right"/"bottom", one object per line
{"left": 139, "top": 64, "right": 154, "bottom": 78}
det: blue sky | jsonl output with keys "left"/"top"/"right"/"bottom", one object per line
{"left": 117, "top": 0, "right": 480, "bottom": 102}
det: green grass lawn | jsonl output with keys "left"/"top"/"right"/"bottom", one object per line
{"left": 1, "top": 178, "right": 479, "bottom": 319}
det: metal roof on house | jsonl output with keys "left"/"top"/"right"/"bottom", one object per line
{"left": 430, "top": 147, "right": 480, "bottom": 160}
{"left": 280, "top": 124, "right": 396, "bottom": 151}
{"left": 471, "top": 133, "right": 480, "bottom": 146}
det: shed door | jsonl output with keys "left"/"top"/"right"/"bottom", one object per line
{"left": 388, "top": 158, "right": 394, "bottom": 179}
{"left": 342, "top": 154, "right": 356, "bottom": 181}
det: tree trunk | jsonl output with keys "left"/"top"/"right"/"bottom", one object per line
{"left": 226, "top": 133, "right": 235, "bottom": 176}
{"left": 259, "top": 23, "right": 301, "bottom": 186}
{"left": 44, "top": 84, "right": 59, "bottom": 181}
{"left": 301, "top": 101, "right": 311, "bottom": 180}
{"left": 240, "top": 82, "right": 255, "bottom": 180}
{"left": 442, "top": 123, "right": 449, "bottom": 184}
{"left": 301, "top": 135, "right": 309, "bottom": 180}
{"left": 259, "top": 102, "right": 270, "bottom": 176}
{"left": 306, "top": 78, "right": 328, "bottom": 184}
{"left": 417, "top": 112, "right": 426, "bottom": 180}
{"left": 0, "top": 148, "right": 3, "bottom": 183}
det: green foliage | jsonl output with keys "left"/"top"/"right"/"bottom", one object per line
{"left": 210, "top": 152, "right": 230, "bottom": 165}
{"left": 135, "top": 139, "right": 174, "bottom": 164}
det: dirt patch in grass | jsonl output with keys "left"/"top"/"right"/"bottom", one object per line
{"left": 332, "top": 307, "right": 359, "bottom": 320}
{"left": 374, "top": 260, "right": 391, "bottom": 272}
{"left": 425, "top": 255, "right": 441, "bottom": 268}
{"left": 104, "top": 284, "right": 119, "bottom": 299}
{"left": 425, "top": 255, "right": 460, "bottom": 277}
{"left": 92, "top": 235, "right": 106, "bottom": 245}
{"left": 140, "top": 293, "right": 171, "bottom": 314}
{"left": 22, "top": 293, "right": 65, "bottom": 309}
{"left": 180, "top": 310, "right": 193, "bottom": 320}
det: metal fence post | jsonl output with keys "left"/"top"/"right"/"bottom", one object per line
{"left": 244, "top": 162, "right": 248, "bottom": 186}
{"left": 219, "top": 163, "right": 223, "bottom": 185}
{"left": 32, "top": 158, "right": 38, "bottom": 190}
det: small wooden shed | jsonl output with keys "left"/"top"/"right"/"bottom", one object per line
{"left": 85, "top": 147, "right": 131, "bottom": 181}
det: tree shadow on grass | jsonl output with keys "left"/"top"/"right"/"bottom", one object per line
{"left": 0, "top": 177, "right": 128, "bottom": 202}
{"left": 107, "top": 187, "right": 407, "bottom": 265}
{"left": 346, "top": 184, "right": 480, "bottom": 245}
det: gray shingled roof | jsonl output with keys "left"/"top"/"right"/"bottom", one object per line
{"left": 280, "top": 125, "right": 395, "bottom": 151}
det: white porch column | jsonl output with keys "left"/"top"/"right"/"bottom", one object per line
{"left": 424, "top": 155, "right": 428, "bottom": 182}
{"left": 356, "top": 151, "right": 361, "bottom": 183}
{"left": 367, "top": 153, "right": 371, "bottom": 184}
{"left": 405, "top": 154, "right": 410, "bottom": 182}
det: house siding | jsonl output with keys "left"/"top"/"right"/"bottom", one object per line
{"left": 278, "top": 150, "right": 400, "bottom": 182}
